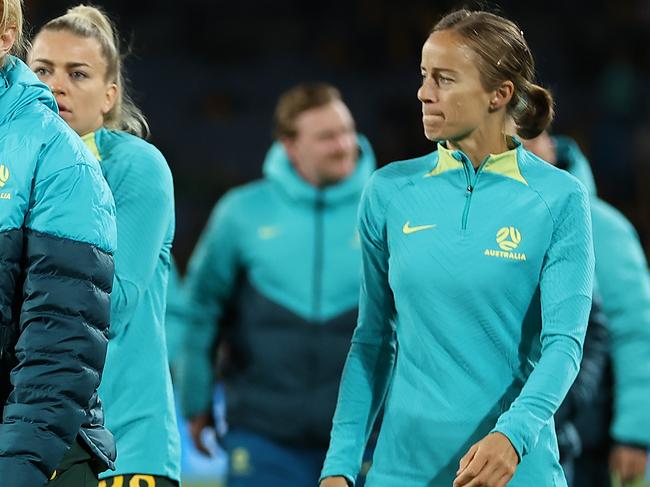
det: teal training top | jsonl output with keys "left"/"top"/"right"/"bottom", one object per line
{"left": 165, "top": 256, "right": 187, "bottom": 371}
{"left": 321, "top": 139, "right": 594, "bottom": 486}
{"left": 555, "top": 136, "right": 650, "bottom": 447}
{"left": 83, "top": 129, "right": 181, "bottom": 481}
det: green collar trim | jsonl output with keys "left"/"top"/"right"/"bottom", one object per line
{"left": 482, "top": 146, "right": 527, "bottom": 186}
{"left": 425, "top": 139, "right": 527, "bottom": 186}
{"left": 81, "top": 131, "right": 102, "bottom": 161}
{"left": 424, "top": 143, "right": 463, "bottom": 177}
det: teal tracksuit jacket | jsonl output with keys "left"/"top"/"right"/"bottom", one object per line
{"left": 555, "top": 136, "right": 650, "bottom": 448}
{"left": 0, "top": 57, "right": 116, "bottom": 485}
{"left": 179, "top": 136, "right": 375, "bottom": 448}
{"left": 82, "top": 129, "right": 181, "bottom": 481}
{"left": 321, "top": 139, "right": 594, "bottom": 486}
{"left": 165, "top": 256, "right": 187, "bottom": 370}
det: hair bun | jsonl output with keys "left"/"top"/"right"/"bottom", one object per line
{"left": 515, "top": 83, "right": 554, "bottom": 139}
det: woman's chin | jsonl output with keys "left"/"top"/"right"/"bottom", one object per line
{"left": 423, "top": 129, "right": 445, "bottom": 142}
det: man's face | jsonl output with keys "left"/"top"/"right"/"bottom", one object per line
{"left": 522, "top": 131, "right": 557, "bottom": 166}
{"left": 283, "top": 100, "right": 358, "bottom": 187}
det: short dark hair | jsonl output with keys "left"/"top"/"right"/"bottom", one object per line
{"left": 273, "top": 82, "right": 342, "bottom": 139}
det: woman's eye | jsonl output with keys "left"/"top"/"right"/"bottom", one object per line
{"left": 34, "top": 67, "right": 50, "bottom": 76}
{"left": 439, "top": 76, "right": 453, "bottom": 85}
{"left": 70, "top": 71, "right": 88, "bottom": 80}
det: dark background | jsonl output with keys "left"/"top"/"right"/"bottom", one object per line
{"left": 23, "top": 0, "right": 650, "bottom": 271}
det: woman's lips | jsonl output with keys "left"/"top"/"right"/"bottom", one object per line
{"left": 423, "top": 114, "right": 444, "bottom": 124}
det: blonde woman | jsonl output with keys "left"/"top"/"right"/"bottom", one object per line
{"left": 30, "top": 5, "right": 180, "bottom": 486}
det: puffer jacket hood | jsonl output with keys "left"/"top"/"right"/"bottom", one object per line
{"left": 0, "top": 56, "right": 58, "bottom": 124}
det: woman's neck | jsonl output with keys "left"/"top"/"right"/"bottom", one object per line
{"left": 447, "top": 122, "right": 510, "bottom": 170}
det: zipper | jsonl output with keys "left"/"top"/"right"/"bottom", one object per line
{"left": 313, "top": 194, "right": 324, "bottom": 320}
{"left": 460, "top": 156, "right": 489, "bottom": 230}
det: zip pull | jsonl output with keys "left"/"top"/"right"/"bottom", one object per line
{"left": 466, "top": 185, "right": 473, "bottom": 194}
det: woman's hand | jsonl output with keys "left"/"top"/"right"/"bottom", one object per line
{"left": 319, "top": 476, "right": 350, "bottom": 487}
{"left": 453, "top": 432, "right": 519, "bottom": 487}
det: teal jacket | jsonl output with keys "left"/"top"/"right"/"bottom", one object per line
{"left": 555, "top": 136, "right": 650, "bottom": 447}
{"left": 179, "top": 136, "right": 375, "bottom": 447}
{"left": 0, "top": 57, "right": 116, "bottom": 486}
{"left": 165, "top": 256, "right": 187, "bottom": 371}
{"left": 82, "top": 128, "right": 181, "bottom": 480}
{"left": 321, "top": 139, "right": 594, "bottom": 486}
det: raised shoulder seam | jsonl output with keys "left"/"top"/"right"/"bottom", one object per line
{"left": 383, "top": 173, "right": 416, "bottom": 220}
{"left": 518, "top": 161, "right": 557, "bottom": 229}
{"left": 524, "top": 178, "right": 557, "bottom": 229}
{"left": 373, "top": 155, "right": 433, "bottom": 218}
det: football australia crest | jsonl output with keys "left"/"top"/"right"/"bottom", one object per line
{"left": 484, "top": 226, "right": 527, "bottom": 261}
{"left": 0, "top": 164, "right": 11, "bottom": 200}
{"left": 0, "top": 165, "right": 9, "bottom": 188}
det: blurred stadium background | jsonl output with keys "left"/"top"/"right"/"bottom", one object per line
{"left": 22, "top": 1, "right": 650, "bottom": 485}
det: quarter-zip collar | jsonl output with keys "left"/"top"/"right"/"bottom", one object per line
{"left": 427, "top": 137, "right": 528, "bottom": 186}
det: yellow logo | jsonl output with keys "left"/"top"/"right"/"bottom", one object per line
{"left": 231, "top": 447, "right": 252, "bottom": 475}
{"left": 485, "top": 226, "right": 526, "bottom": 261}
{"left": 496, "top": 226, "right": 522, "bottom": 251}
{"left": 0, "top": 165, "right": 9, "bottom": 188}
{"left": 403, "top": 221, "right": 437, "bottom": 235}
{"left": 258, "top": 225, "right": 281, "bottom": 240}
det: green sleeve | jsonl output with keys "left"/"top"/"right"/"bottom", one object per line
{"left": 592, "top": 204, "right": 650, "bottom": 446}
{"left": 104, "top": 149, "right": 174, "bottom": 338}
{"left": 493, "top": 185, "right": 594, "bottom": 458}
{"left": 320, "top": 174, "right": 397, "bottom": 485}
{"left": 177, "top": 192, "right": 242, "bottom": 418}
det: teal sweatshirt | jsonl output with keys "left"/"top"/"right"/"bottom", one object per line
{"left": 321, "top": 139, "right": 594, "bottom": 486}
{"left": 178, "top": 136, "right": 375, "bottom": 447}
{"left": 165, "top": 256, "right": 187, "bottom": 370}
{"left": 82, "top": 129, "right": 181, "bottom": 481}
{"left": 555, "top": 136, "right": 650, "bottom": 447}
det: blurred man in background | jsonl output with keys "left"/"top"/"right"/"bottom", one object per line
{"left": 524, "top": 132, "right": 650, "bottom": 487}
{"left": 177, "top": 82, "right": 376, "bottom": 486}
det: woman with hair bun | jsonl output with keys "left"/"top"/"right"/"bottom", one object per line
{"left": 29, "top": 5, "right": 180, "bottom": 486}
{"left": 320, "top": 9, "right": 594, "bottom": 487}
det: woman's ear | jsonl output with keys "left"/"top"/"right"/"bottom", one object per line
{"left": 489, "top": 80, "right": 515, "bottom": 111}
{"left": 0, "top": 25, "right": 17, "bottom": 58}
{"left": 102, "top": 83, "right": 118, "bottom": 115}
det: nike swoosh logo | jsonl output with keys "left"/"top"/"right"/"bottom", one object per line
{"left": 402, "top": 221, "right": 437, "bottom": 235}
